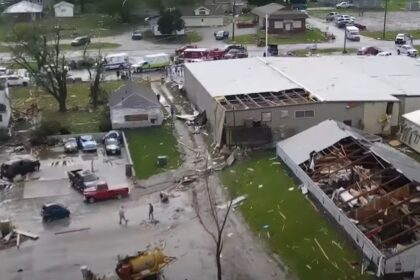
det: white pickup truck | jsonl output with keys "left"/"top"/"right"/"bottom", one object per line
{"left": 397, "top": 44, "right": 418, "bottom": 57}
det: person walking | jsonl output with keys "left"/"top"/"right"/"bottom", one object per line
{"left": 149, "top": 203, "right": 154, "bottom": 221}
{"left": 119, "top": 205, "right": 128, "bottom": 225}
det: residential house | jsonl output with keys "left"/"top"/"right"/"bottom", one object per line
{"left": 183, "top": 56, "right": 420, "bottom": 147}
{"left": 54, "top": 1, "right": 73, "bottom": 18}
{"left": 0, "top": 77, "right": 11, "bottom": 129}
{"left": 276, "top": 119, "right": 420, "bottom": 278}
{"left": 251, "top": 2, "right": 307, "bottom": 34}
{"left": 204, "top": 0, "right": 248, "bottom": 14}
{"left": 109, "top": 83, "right": 164, "bottom": 129}
{"left": 179, "top": 5, "right": 224, "bottom": 27}
{"left": 400, "top": 110, "right": 420, "bottom": 153}
{"left": 2, "top": 0, "right": 42, "bottom": 21}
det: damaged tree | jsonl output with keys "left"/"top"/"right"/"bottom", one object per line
{"left": 85, "top": 48, "right": 106, "bottom": 110}
{"left": 193, "top": 155, "right": 233, "bottom": 280}
{"left": 9, "top": 25, "right": 68, "bottom": 112}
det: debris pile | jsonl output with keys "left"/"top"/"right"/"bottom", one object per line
{"left": 0, "top": 220, "right": 39, "bottom": 250}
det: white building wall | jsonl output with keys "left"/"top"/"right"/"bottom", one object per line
{"left": 362, "top": 102, "right": 399, "bottom": 135}
{"left": 54, "top": 4, "right": 74, "bottom": 17}
{"left": 110, "top": 108, "right": 164, "bottom": 129}
{"left": 404, "top": 97, "right": 420, "bottom": 115}
{"left": 0, "top": 87, "right": 11, "bottom": 129}
{"left": 400, "top": 119, "right": 420, "bottom": 153}
{"left": 182, "top": 16, "right": 224, "bottom": 27}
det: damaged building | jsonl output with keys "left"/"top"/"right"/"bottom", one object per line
{"left": 183, "top": 56, "right": 420, "bottom": 147}
{"left": 276, "top": 119, "right": 420, "bottom": 278}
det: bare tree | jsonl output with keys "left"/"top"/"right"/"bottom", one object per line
{"left": 193, "top": 155, "right": 233, "bottom": 280}
{"left": 84, "top": 47, "right": 106, "bottom": 110}
{"left": 10, "top": 25, "right": 68, "bottom": 112}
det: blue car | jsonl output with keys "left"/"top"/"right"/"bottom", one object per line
{"left": 41, "top": 203, "right": 70, "bottom": 222}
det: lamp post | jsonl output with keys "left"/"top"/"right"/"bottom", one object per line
{"left": 232, "top": 0, "right": 236, "bottom": 41}
{"left": 265, "top": 14, "right": 268, "bottom": 56}
{"left": 343, "top": 24, "right": 347, "bottom": 54}
{"left": 382, "top": 0, "right": 389, "bottom": 39}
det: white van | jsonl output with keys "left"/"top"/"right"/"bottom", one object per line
{"left": 104, "top": 53, "right": 129, "bottom": 70}
{"left": 131, "top": 53, "right": 170, "bottom": 73}
{"left": 345, "top": 26, "right": 360, "bottom": 41}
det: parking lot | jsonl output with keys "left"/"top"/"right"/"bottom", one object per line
{"left": 356, "top": 11, "right": 420, "bottom": 31}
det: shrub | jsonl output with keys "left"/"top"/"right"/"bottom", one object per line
{"left": 98, "top": 109, "right": 112, "bottom": 132}
{"left": 30, "top": 120, "right": 70, "bottom": 146}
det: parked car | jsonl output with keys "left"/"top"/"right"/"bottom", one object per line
{"left": 70, "top": 36, "right": 91, "bottom": 47}
{"left": 336, "top": 1, "right": 354, "bottom": 8}
{"left": 83, "top": 181, "right": 129, "bottom": 203}
{"left": 102, "top": 130, "right": 122, "bottom": 144}
{"left": 0, "top": 158, "right": 40, "bottom": 181}
{"left": 0, "top": 66, "right": 7, "bottom": 75}
{"left": 64, "top": 137, "right": 78, "bottom": 153}
{"left": 224, "top": 44, "right": 246, "bottom": 53}
{"left": 397, "top": 44, "right": 418, "bottom": 57}
{"left": 76, "top": 135, "right": 98, "bottom": 152}
{"left": 68, "top": 169, "right": 99, "bottom": 192}
{"left": 131, "top": 30, "right": 143, "bottom": 40}
{"left": 214, "top": 30, "right": 229, "bottom": 40}
{"left": 175, "top": 44, "right": 198, "bottom": 56}
{"left": 105, "top": 138, "right": 121, "bottom": 155}
{"left": 357, "top": 46, "right": 381, "bottom": 56}
{"left": 224, "top": 49, "right": 248, "bottom": 59}
{"left": 41, "top": 203, "right": 70, "bottom": 222}
{"left": 326, "top": 12, "right": 339, "bottom": 21}
{"left": 376, "top": 51, "right": 392, "bottom": 56}
{"left": 353, "top": 23, "right": 367, "bottom": 31}
{"left": 268, "top": 44, "right": 278, "bottom": 56}
{"left": 0, "top": 74, "right": 30, "bottom": 87}
{"left": 395, "top": 33, "right": 407, "bottom": 45}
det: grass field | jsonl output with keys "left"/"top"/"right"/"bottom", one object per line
{"left": 308, "top": 0, "right": 408, "bottom": 14}
{"left": 231, "top": 28, "right": 327, "bottom": 45}
{"left": 10, "top": 81, "right": 124, "bottom": 133}
{"left": 361, "top": 30, "right": 420, "bottom": 40}
{"left": 60, "top": 42, "right": 121, "bottom": 50}
{"left": 125, "top": 125, "right": 181, "bottom": 179}
{"left": 221, "top": 151, "right": 367, "bottom": 280}
{"left": 0, "top": 14, "right": 137, "bottom": 41}
{"left": 291, "top": 47, "right": 357, "bottom": 56}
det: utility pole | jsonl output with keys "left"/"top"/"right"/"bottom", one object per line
{"left": 265, "top": 14, "right": 268, "bottom": 57}
{"left": 343, "top": 25, "right": 347, "bottom": 54}
{"left": 232, "top": 0, "right": 236, "bottom": 41}
{"left": 382, "top": 0, "right": 389, "bottom": 39}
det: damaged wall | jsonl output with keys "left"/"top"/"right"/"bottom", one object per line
{"left": 385, "top": 241, "right": 420, "bottom": 276}
{"left": 362, "top": 102, "right": 399, "bottom": 135}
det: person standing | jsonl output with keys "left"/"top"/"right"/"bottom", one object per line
{"left": 119, "top": 205, "right": 128, "bottom": 225}
{"left": 149, "top": 203, "right": 154, "bottom": 221}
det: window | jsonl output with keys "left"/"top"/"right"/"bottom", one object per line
{"left": 343, "top": 120, "right": 352, "bottom": 126}
{"left": 386, "top": 102, "right": 393, "bottom": 115}
{"left": 261, "top": 112, "right": 272, "bottom": 122}
{"left": 293, "top": 20, "right": 302, "bottom": 28}
{"left": 295, "top": 110, "right": 314, "bottom": 118}
{"left": 124, "top": 114, "right": 148, "bottom": 122}
{"left": 395, "top": 262, "right": 402, "bottom": 272}
{"left": 0, "top": 104, "right": 6, "bottom": 113}
{"left": 274, "top": 21, "right": 283, "bottom": 29}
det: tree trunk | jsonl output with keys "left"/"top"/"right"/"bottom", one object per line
{"left": 58, "top": 80, "right": 67, "bottom": 112}
{"left": 80, "top": 0, "right": 85, "bottom": 13}
{"left": 216, "top": 250, "right": 222, "bottom": 280}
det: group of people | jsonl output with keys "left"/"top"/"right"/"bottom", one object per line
{"left": 166, "top": 64, "right": 184, "bottom": 80}
{"left": 118, "top": 203, "right": 154, "bottom": 225}
{"left": 116, "top": 69, "right": 132, "bottom": 81}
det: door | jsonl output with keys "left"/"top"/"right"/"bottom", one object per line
{"left": 285, "top": 23, "right": 292, "bottom": 31}
{"left": 96, "top": 184, "right": 108, "bottom": 200}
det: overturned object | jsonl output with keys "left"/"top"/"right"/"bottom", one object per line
{"left": 217, "top": 195, "right": 248, "bottom": 209}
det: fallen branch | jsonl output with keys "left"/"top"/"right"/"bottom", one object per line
{"left": 314, "top": 238, "right": 330, "bottom": 261}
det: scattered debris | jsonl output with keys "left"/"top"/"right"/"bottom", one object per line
{"left": 247, "top": 168, "right": 254, "bottom": 172}
{"left": 299, "top": 184, "right": 308, "bottom": 195}
{"left": 160, "top": 191, "right": 169, "bottom": 203}
{"left": 332, "top": 240, "right": 343, "bottom": 250}
{"left": 267, "top": 231, "right": 271, "bottom": 239}
{"left": 263, "top": 224, "right": 270, "bottom": 230}
{"left": 288, "top": 187, "right": 294, "bottom": 191}
{"left": 258, "top": 184, "right": 263, "bottom": 189}
{"left": 227, "top": 232, "right": 233, "bottom": 238}
{"left": 217, "top": 195, "right": 248, "bottom": 209}
{"left": 271, "top": 162, "right": 281, "bottom": 165}
{"left": 278, "top": 211, "right": 286, "bottom": 220}
{"left": 0, "top": 224, "right": 38, "bottom": 250}
{"left": 55, "top": 227, "right": 90, "bottom": 235}
{"left": 314, "top": 238, "right": 330, "bottom": 261}
{"left": 306, "top": 264, "right": 312, "bottom": 270}
{"left": 267, "top": 209, "right": 274, "bottom": 213}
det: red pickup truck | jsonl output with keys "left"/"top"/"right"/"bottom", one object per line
{"left": 83, "top": 181, "right": 129, "bottom": 203}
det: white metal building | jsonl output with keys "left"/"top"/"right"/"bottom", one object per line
{"left": 184, "top": 56, "right": 418, "bottom": 146}
{"left": 109, "top": 83, "right": 163, "bottom": 129}
{"left": 0, "top": 78, "right": 11, "bottom": 129}
{"left": 400, "top": 110, "right": 420, "bottom": 153}
{"left": 54, "top": 1, "right": 74, "bottom": 18}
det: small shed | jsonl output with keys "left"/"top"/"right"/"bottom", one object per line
{"left": 400, "top": 110, "right": 420, "bottom": 153}
{"left": 109, "top": 83, "right": 164, "bottom": 129}
{"left": 54, "top": 1, "right": 74, "bottom": 18}
{"left": 2, "top": 0, "right": 43, "bottom": 21}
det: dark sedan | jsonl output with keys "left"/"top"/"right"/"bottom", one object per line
{"left": 70, "top": 36, "right": 91, "bottom": 47}
{"left": 41, "top": 203, "right": 70, "bottom": 222}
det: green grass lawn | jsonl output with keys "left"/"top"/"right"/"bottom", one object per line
{"left": 186, "top": 31, "right": 203, "bottom": 43}
{"left": 221, "top": 151, "right": 367, "bottom": 280}
{"left": 0, "top": 14, "right": 137, "bottom": 41}
{"left": 361, "top": 30, "right": 420, "bottom": 40}
{"left": 125, "top": 125, "right": 181, "bottom": 179}
{"left": 60, "top": 42, "right": 121, "bottom": 50}
{"left": 143, "top": 30, "right": 203, "bottom": 44}
{"left": 231, "top": 28, "right": 327, "bottom": 45}
{"left": 291, "top": 47, "right": 357, "bottom": 56}
{"left": 10, "top": 81, "right": 124, "bottom": 133}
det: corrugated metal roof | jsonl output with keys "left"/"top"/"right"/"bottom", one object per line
{"left": 402, "top": 110, "right": 420, "bottom": 125}
{"left": 184, "top": 58, "right": 303, "bottom": 97}
{"left": 3, "top": 1, "right": 43, "bottom": 14}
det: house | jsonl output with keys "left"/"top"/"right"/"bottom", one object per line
{"left": 109, "top": 83, "right": 164, "bottom": 129}
{"left": 251, "top": 2, "right": 307, "bottom": 34}
{"left": 54, "top": 1, "right": 73, "bottom": 18}
{"left": 2, "top": 0, "right": 42, "bottom": 21}
{"left": 204, "top": 0, "right": 248, "bottom": 14}
{"left": 0, "top": 78, "right": 11, "bottom": 129}
{"left": 400, "top": 110, "right": 420, "bottom": 153}
{"left": 180, "top": 5, "right": 224, "bottom": 27}
{"left": 183, "top": 56, "right": 420, "bottom": 147}
{"left": 276, "top": 119, "right": 420, "bottom": 278}
{"left": 148, "top": 16, "right": 185, "bottom": 37}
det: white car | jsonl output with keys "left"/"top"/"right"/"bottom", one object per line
{"left": 336, "top": 1, "right": 354, "bottom": 8}
{"left": 397, "top": 44, "right": 418, "bottom": 57}
{"left": 0, "top": 74, "right": 30, "bottom": 87}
